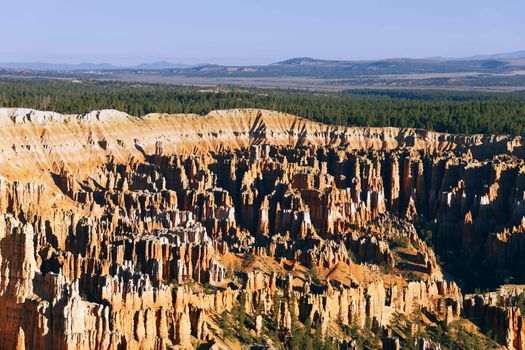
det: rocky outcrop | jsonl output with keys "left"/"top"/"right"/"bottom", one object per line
{"left": 0, "top": 107, "right": 522, "bottom": 181}
{"left": 0, "top": 108, "right": 522, "bottom": 349}
{"left": 464, "top": 287, "right": 525, "bottom": 350}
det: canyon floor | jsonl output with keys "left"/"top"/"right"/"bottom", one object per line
{"left": 0, "top": 108, "right": 524, "bottom": 349}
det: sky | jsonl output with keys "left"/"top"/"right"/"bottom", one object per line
{"left": 1, "top": 0, "right": 524, "bottom": 65}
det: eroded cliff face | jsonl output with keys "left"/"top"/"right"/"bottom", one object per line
{"left": 464, "top": 286, "right": 525, "bottom": 350}
{"left": 0, "top": 108, "right": 522, "bottom": 349}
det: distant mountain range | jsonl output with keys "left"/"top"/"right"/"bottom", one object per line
{"left": 131, "top": 61, "right": 195, "bottom": 70}
{"left": 0, "top": 62, "right": 120, "bottom": 70}
{"left": 467, "top": 50, "right": 525, "bottom": 60}
{"left": 1, "top": 50, "right": 525, "bottom": 89}
{"left": 0, "top": 61, "right": 195, "bottom": 71}
{"left": 1, "top": 50, "right": 524, "bottom": 72}
{"left": 177, "top": 57, "right": 525, "bottom": 78}
{"left": 426, "top": 50, "right": 525, "bottom": 61}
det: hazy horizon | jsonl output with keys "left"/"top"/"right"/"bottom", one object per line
{"left": 2, "top": 48, "right": 525, "bottom": 67}
{"left": 2, "top": 0, "right": 524, "bottom": 66}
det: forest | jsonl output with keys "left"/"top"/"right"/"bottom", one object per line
{"left": 0, "top": 78, "right": 524, "bottom": 135}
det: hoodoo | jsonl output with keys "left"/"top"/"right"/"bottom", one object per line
{"left": 0, "top": 108, "right": 523, "bottom": 349}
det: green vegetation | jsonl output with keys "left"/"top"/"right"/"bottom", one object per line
{"left": 307, "top": 266, "right": 322, "bottom": 285}
{"left": 288, "top": 295, "right": 336, "bottom": 350}
{"left": 501, "top": 292, "right": 525, "bottom": 315}
{"left": 340, "top": 317, "right": 383, "bottom": 350}
{"left": 223, "top": 289, "right": 500, "bottom": 350}
{"left": 517, "top": 293, "right": 525, "bottom": 315}
{"left": 347, "top": 247, "right": 357, "bottom": 262}
{"left": 220, "top": 311, "right": 234, "bottom": 339}
{"left": 390, "top": 235, "right": 410, "bottom": 249}
{"left": 424, "top": 321, "right": 499, "bottom": 350}
{"left": 223, "top": 290, "right": 339, "bottom": 349}
{"left": 391, "top": 313, "right": 499, "bottom": 350}
{"left": 242, "top": 252, "right": 257, "bottom": 267}
{"left": 421, "top": 229, "right": 433, "bottom": 247}
{"left": 1, "top": 79, "right": 525, "bottom": 135}
{"left": 233, "top": 292, "right": 253, "bottom": 344}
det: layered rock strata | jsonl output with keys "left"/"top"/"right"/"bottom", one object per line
{"left": 0, "top": 108, "right": 522, "bottom": 349}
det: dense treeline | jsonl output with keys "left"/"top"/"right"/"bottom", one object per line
{"left": 1, "top": 78, "right": 525, "bottom": 135}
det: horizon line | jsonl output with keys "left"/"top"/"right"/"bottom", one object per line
{"left": 1, "top": 48, "right": 525, "bottom": 69}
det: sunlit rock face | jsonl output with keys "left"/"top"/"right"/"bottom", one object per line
{"left": 0, "top": 108, "right": 524, "bottom": 349}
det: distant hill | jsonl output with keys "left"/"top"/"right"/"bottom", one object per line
{"left": 1, "top": 49, "right": 524, "bottom": 73}
{"left": 274, "top": 57, "right": 336, "bottom": 65}
{"left": 0, "top": 61, "right": 195, "bottom": 71}
{"left": 468, "top": 50, "right": 525, "bottom": 60}
{"left": 1, "top": 50, "right": 524, "bottom": 88}
{"left": 0, "top": 62, "right": 123, "bottom": 70}
{"left": 151, "top": 56, "right": 525, "bottom": 78}
{"left": 133, "top": 61, "right": 194, "bottom": 69}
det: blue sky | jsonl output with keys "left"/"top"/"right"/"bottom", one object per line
{"left": 1, "top": 0, "right": 523, "bottom": 65}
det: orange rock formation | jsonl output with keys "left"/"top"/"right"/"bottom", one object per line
{"left": 0, "top": 108, "right": 522, "bottom": 349}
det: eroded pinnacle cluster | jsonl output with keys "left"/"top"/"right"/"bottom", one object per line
{"left": 0, "top": 108, "right": 524, "bottom": 349}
